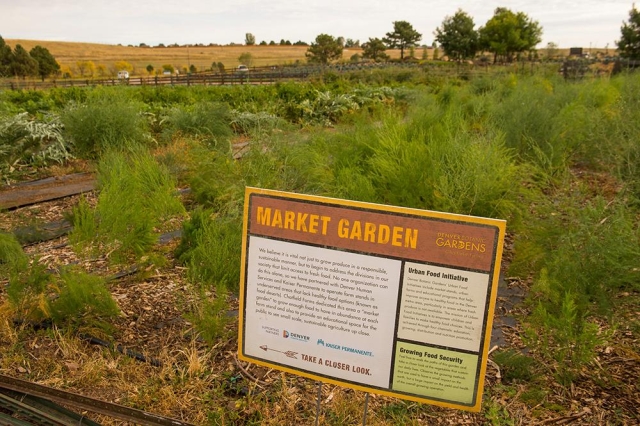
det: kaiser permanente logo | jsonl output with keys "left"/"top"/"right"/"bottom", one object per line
{"left": 317, "top": 339, "right": 374, "bottom": 357}
{"left": 282, "top": 330, "right": 310, "bottom": 342}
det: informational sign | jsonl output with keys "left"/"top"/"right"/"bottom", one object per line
{"left": 238, "top": 188, "right": 506, "bottom": 412}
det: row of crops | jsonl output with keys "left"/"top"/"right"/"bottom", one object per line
{"left": 1, "top": 65, "right": 639, "bottom": 423}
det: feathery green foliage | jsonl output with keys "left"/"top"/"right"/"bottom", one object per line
{"left": 0, "top": 232, "right": 28, "bottom": 275}
{"left": 525, "top": 290, "right": 603, "bottom": 386}
{"left": 178, "top": 209, "right": 242, "bottom": 293}
{"left": 50, "top": 269, "right": 120, "bottom": 328}
{"left": 6, "top": 261, "right": 53, "bottom": 322}
{"left": 61, "top": 92, "right": 148, "bottom": 157}
{"left": 161, "top": 102, "right": 232, "bottom": 151}
{"left": 70, "top": 147, "right": 185, "bottom": 262}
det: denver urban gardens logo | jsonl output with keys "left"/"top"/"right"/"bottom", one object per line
{"left": 282, "top": 330, "right": 310, "bottom": 342}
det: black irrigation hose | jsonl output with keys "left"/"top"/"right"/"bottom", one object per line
{"left": 12, "top": 319, "right": 162, "bottom": 368}
{"left": 78, "top": 334, "right": 163, "bottom": 367}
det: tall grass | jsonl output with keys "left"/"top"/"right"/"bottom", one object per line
{"left": 61, "top": 89, "right": 149, "bottom": 157}
{"left": 161, "top": 102, "right": 232, "bottom": 151}
{"left": 176, "top": 209, "right": 242, "bottom": 341}
{"left": 2, "top": 233, "right": 118, "bottom": 330}
{"left": 603, "top": 74, "right": 640, "bottom": 200}
{"left": 0, "top": 233, "right": 28, "bottom": 275}
{"left": 290, "top": 89, "right": 523, "bottom": 220}
{"left": 50, "top": 269, "right": 120, "bottom": 330}
{"left": 70, "top": 147, "right": 186, "bottom": 262}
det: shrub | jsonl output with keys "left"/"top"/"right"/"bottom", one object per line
{"left": 50, "top": 269, "right": 120, "bottom": 329}
{"left": 6, "top": 261, "right": 53, "bottom": 322}
{"left": 371, "top": 110, "right": 520, "bottom": 218}
{"left": 177, "top": 209, "right": 242, "bottom": 293}
{"left": 0, "top": 112, "right": 72, "bottom": 179}
{"left": 161, "top": 102, "right": 232, "bottom": 151}
{"left": 514, "top": 195, "right": 640, "bottom": 314}
{"left": 492, "top": 349, "right": 537, "bottom": 382}
{"left": 229, "top": 110, "right": 288, "bottom": 136}
{"left": 525, "top": 290, "right": 603, "bottom": 386}
{"left": 187, "top": 284, "right": 234, "bottom": 344}
{"left": 70, "top": 147, "right": 185, "bottom": 262}
{"left": 0, "top": 232, "right": 28, "bottom": 275}
{"left": 61, "top": 95, "right": 148, "bottom": 157}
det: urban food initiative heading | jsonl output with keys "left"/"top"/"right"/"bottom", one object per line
{"left": 238, "top": 187, "right": 506, "bottom": 412}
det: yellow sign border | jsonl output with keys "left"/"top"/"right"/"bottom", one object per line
{"left": 238, "top": 187, "right": 506, "bottom": 412}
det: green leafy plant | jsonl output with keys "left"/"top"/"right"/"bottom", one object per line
{"left": 50, "top": 269, "right": 120, "bottom": 330}
{"left": 177, "top": 210, "right": 242, "bottom": 293}
{"left": 161, "top": 102, "right": 232, "bottom": 152}
{"left": 3, "top": 237, "right": 101, "bottom": 326}
{"left": 187, "top": 284, "right": 234, "bottom": 345}
{"left": 229, "top": 110, "right": 288, "bottom": 136}
{"left": 298, "top": 91, "right": 359, "bottom": 126}
{"left": 0, "top": 232, "right": 29, "bottom": 275}
{"left": 0, "top": 112, "right": 72, "bottom": 179}
{"left": 61, "top": 95, "right": 148, "bottom": 157}
{"left": 525, "top": 290, "right": 603, "bottom": 386}
{"left": 67, "top": 195, "right": 98, "bottom": 255}
{"left": 69, "top": 147, "right": 185, "bottom": 262}
{"left": 6, "top": 261, "right": 53, "bottom": 322}
{"left": 492, "top": 349, "right": 537, "bottom": 382}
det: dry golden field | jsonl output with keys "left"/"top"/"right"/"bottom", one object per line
{"left": 5, "top": 38, "right": 591, "bottom": 78}
{"left": 5, "top": 39, "right": 406, "bottom": 77}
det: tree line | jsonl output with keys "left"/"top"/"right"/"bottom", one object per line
{"left": 0, "top": 36, "right": 59, "bottom": 80}
{"left": 305, "top": 5, "right": 640, "bottom": 64}
{"left": 2, "top": 5, "right": 639, "bottom": 79}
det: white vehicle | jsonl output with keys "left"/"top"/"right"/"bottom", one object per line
{"left": 117, "top": 70, "right": 129, "bottom": 79}
{"left": 237, "top": 65, "right": 249, "bottom": 72}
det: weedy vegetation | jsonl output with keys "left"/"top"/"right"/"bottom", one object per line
{"left": 1, "top": 66, "right": 639, "bottom": 424}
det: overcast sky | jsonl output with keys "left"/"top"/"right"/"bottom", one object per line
{"left": 0, "top": 0, "right": 633, "bottom": 50}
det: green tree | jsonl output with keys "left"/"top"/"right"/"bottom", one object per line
{"left": 146, "top": 64, "right": 154, "bottom": 75}
{"left": 479, "top": 8, "right": 542, "bottom": 63}
{"left": 29, "top": 45, "right": 60, "bottom": 81}
{"left": 114, "top": 60, "right": 133, "bottom": 74}
{"left": 0, "top": 36, "right": 12, "bottom": 76}
{"left": 345, "top": 38, "right": 360, "bottom": 48}
{"left": 238, "top": 52, "right": 254, "bottom": 67}
{"left": 76, "top": 60, "right": 95, "bottom": 77}
{"left": 361, "top": 37, "right": 389, "bottom": 62}
{"left": 305, "top": 34, "right": 343, "bottom": 64}
{"left": 545, "top": 42, "right": 559, "bottom": 60}
{"left": 189, "top": 64, "right": 197, "bottom": 73}
{"left": 245, "top": 33, "right": 256, "bottom": 46}
{"left": 383, "top": 21, "right": 422, "bottom": 60}
{"left": 10, "top": 44, "right": 38, "bottom": 78}
{"left": 96, "top": 64, "right": 107, "bottom": 77}
{"left": 434, "top": 9, "right": 479, "bottom": 62}
{"left": 617, "top": 6, "right": 640, "bottom": 59}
